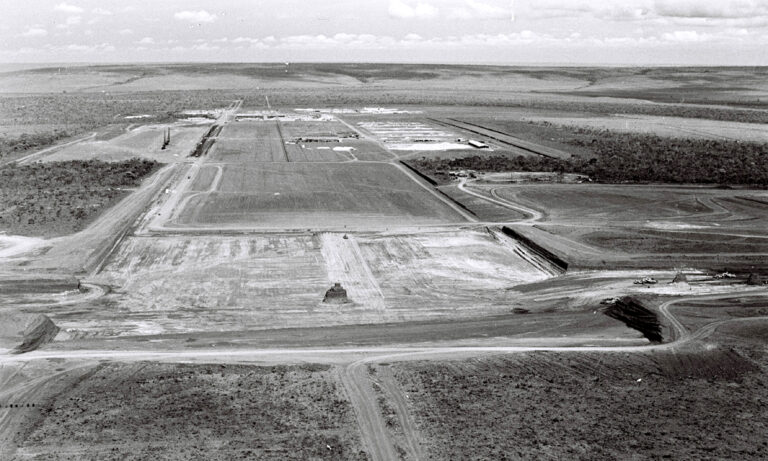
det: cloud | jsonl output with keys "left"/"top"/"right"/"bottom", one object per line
{"left": 174, "top": 10, "right": 217, "bottom": 23}
{"left": 54, "top": 2, "right": 83, "bottom": 13}
{"left": 63, "top": 42, "right": 115, "bottom": 53}
{"left": 528, "top": 0, "right": 768, "bottom": 27}
{"left": 654, "top": 0, "right": 768, "bottom": 19}
{"left": 56, "top": 16, "right": 82, "bottom": 29}
{"left": 448, "top": 0, "right": 513, "bottom": 20}
{"left": 119, "top": 29, "right": 133, "bottom": 35}
{"left": 136, "top": 37, "right": 155, "bottom": 45}
{"left": 21, "top": 27, "right": 48, "bottom": 37}
{"left": 388, "top": 0, "right": 439, "bottom": 19}
{"left": 661, "top": 30, "right": 709, "bottom": 42}
{"left": 92, "top": 8, "right": 113, "bottom": 15}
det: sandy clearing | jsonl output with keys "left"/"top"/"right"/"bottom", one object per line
{"left": 0, "top": 235, "right": 46, "bottom": 259}
{"left": 320, "top": 233, "right": 386, "bottom": 310}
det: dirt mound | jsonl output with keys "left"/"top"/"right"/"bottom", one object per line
{"left": 746, "top": 273, "right": 766, "bottom": 285}
{"left": 323, "top": 282, "right": 349, "bottom": 304}
{"left": 603, "top": 296, "right": 662, "bottom": 343}
{"left": 14, "top": 315, "right": 60, "bottom": 354}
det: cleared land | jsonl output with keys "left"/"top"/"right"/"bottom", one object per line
{"left": 86, "top": 229, "right": 555, "bottom": 337}
{"left": 173, "top": 162, "right": 466, "bottom": 229}
{"left": 41, "top": 124, "right": 210, "bottom": 163}
{"left": 472, "top": 184, "right": 768, "bottom": 268}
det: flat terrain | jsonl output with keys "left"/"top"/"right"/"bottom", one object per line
{"left": 174, "top": 163, "right": 465, "bottom": 229}
{"left": 475, "top": 183, "right": 768, "bottom": 268}
{"left": 1, "top": 64, "right": 767, "bottom": 460}
{"left": 86, "top": 229, "right": 556, "bottom": 336}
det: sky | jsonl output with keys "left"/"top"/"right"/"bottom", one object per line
{"left": 2, "top": 0, "right": 768, "bottom": 65}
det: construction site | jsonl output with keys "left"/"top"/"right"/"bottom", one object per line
{"left": 0, "top": 63, "right": 767, "bottom": 460}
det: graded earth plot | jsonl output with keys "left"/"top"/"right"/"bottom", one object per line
{"left": 476, "top": 183, "right": 768, "bottom": 268}
{"left": 212, "top": 121, "right": 289, "bottom": 163}
{"left": 84, "top": 230, "right": 554, "bottom": 336}
{"left": 40, "top": 124, "right": 212, "bottom": 163}
{"left": 11, "top": 362, "right": 366, "bottom": 461}
{"left": 491, "top": 184, "right": 768, "bottom": 234}
{"left": 172, "top": 163, "right": 466, "bottom": 229}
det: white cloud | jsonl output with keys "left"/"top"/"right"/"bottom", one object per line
{"left": 174, "top": 10, "right": 217, "bottom": 23}
{"left": 55, "top": 15, "right": 82, "bottom": 29}
{"left": 92, "top": 8, "right": 112, "bottom": 15}
{"left": 655, "top": 0, "right": 768, "bottom": 19}
{"left": 193, "top": 42, "right": 220, "bottom": 51}
{"left": 21, "top": 27, "right": 48, "bottom": 37}
{"left": 63, "top": 42, "right": 114, "bottom": 53}
{"left": 54, "top": 2, "right": 83, "bottom": 13}
{"left": 389, "top": 0, "right": 439, "bottom": 19}
{"left": 661, "top": 30, "right": 708, "bottom": 42}
{"left": 119, "top": 29, "right": 133, "bottom": 35}
{"left": 136, "top": 37, "right": 155, "bottom": 44}
{"left": 448, "top": 0, "right": 513, "bottom": 20}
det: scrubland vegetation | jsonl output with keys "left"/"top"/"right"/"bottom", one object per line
{"left": 393, "top": 348, "right": 766, "bottom": 460}
{"left": 409, "top": 128, "right": 768, "bottom": 185}
{"left": 0, "top": 159, "right": 159, "bottom": 236}
{"left": 20, "top": 362, "right": 365, "bottom": 460}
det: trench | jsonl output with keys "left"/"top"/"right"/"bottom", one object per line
{"left": 190, "top": 124, "right": 222, "bottom": 158}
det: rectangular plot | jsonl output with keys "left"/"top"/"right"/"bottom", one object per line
{"left": 176, "top": 163, "right": 466, "bottom": 228}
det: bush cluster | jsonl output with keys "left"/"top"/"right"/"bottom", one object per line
{"left": 408, "top": 130, "right": 768, "bottom": 185}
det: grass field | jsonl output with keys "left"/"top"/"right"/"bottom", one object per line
{"left": 174, "top": 162, "right": 466, "bottom": 229}
{"left": 16, "top": 362, "right": 365, "bottom": 460}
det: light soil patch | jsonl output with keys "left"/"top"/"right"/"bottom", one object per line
{"left": 83, "top": 230, "right": 554, "bottom": 337}
{"left": 41, "top": 124, "right": 211, "bottom": 163}
{"left": 320, "top": 233, "right": 386, "bottom": 311}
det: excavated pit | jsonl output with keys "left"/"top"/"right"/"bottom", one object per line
{"left": 13, "top": 314, "right": 60, "bottom": 354}
{"left": 603, "top": 296, "right": 663, "bottom": 343}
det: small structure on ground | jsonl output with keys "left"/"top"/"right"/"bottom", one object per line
{"left": 671, "top": 272, "right": 688, "bottom": 283}
{"left": 746, "top": 273, "right": 766, "bottom": 285}
{"left": 323, "top": 283, "right": 349, "bottom": 304}
{"left": 468, "top": 139, "right": 490, "bottom": 149}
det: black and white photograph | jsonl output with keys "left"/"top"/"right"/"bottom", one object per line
{"left": 1, "top": 0, "right": 767, "bottom": 459}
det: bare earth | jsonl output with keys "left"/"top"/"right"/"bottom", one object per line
{"left": 1, "top": 64, "right": 767, "bottom": 460}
